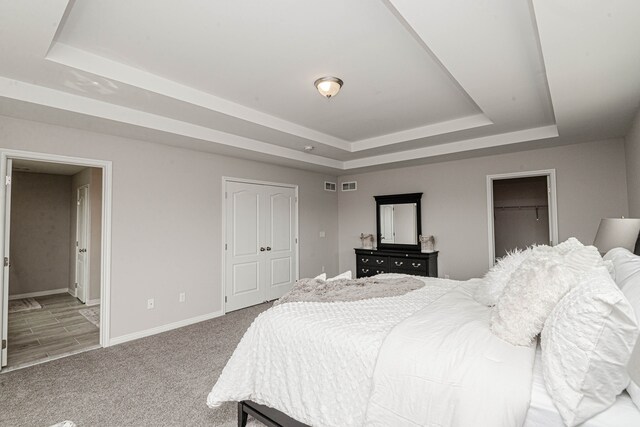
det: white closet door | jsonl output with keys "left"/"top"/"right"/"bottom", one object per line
{"left": 225, "top": 182, "right": 266, "bottom": 312}
{"left": 1, "top": 159, "right": 12, "bottom": 368}
{"left": 225, "top": 181, "right": 297, "bottom": 312}
{"left": 264, "top": 186, "right": 296, "bottom": 301}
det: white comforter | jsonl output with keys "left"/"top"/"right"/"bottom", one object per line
{"left": 207, "top": 276, "right": 536, "bottom": 427}
{"left": 365, "top": 281, "right": 536, "bottom": 426}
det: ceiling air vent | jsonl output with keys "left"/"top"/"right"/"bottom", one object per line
{"left": 324, "top": 181, "right": 336, "bottom": 192}
{"left": 341, "top": 181, "right": 357, "bottom": 192}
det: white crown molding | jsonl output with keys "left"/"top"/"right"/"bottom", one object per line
{"left": 46, "top": 43, "right": 503, "bottom": 155}
{"left": 343, "top": 125, "right": 559, "bottom": 169}
{"left": 350, "top": 113, "right": 493, "bottom": 151}
{"left": 0, "top": 76, "right": 343, "bottom": 170}
{"left": 0, "top": 75, "right": 560, "bottom": 171}
{"left": 46, "top": 42, "right": 352, "bottom": 151}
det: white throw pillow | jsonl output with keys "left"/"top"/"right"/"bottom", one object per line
{"left": 554, "top": 237, "right": 585, "bottom": 255}
{"left": 490, "top": 248, "right": 576, "bottom": 346}
{"left": 313, "top": 273, "right": 327, "bottom": 280}
{"left": 474, "top": 248, "right": 530, "bottom": 306}
{"left": 327, "top": 271, "right": 352, "bottom": 281}
{"left": 541, "top": 268, "right": 639, "bottom": 426}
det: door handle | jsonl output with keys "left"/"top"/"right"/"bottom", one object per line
{"left": 266, "top": 247, "right": 271, "bottom": 251}
{"left": 260, "top": 247, "right": 266, "bottom": 252}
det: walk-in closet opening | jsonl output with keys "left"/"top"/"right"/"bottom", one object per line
{"left": 487, "top": 170, "right": 558, "bottom": 265}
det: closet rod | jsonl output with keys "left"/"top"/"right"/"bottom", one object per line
{"left": 494, "top": 205, "right": 548, "bottom": 210}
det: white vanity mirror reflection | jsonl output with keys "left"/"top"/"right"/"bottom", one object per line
{"left": 379, "top": 203, "right": 417, "bottom": 244}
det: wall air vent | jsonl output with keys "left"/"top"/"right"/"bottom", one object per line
{"left": 341, "top": 181, "right": 357, "bottom": 192}
{"left": 324, "top": 181, "right": 336, "bottom": 192}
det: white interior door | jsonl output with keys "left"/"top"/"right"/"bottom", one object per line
{"left": 225, "top": 181, "right": 265, "bottom": 312}
{"left": 1, "top": 159, "right": 12, "bottom": 368}
{"left": 265, "top": 187, "right": 296, "bottom": 301}
{"left": 225, "top": 180, "right": 298, "bottom": 312}
{"left": 75, "top": 185, "right": 90, "bottom": 303}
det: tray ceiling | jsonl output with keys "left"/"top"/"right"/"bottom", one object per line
{"left": 0, "top": 0, "right": 638, "bottom": 174}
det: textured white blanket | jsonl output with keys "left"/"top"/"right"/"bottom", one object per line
{"left": 364, "top": 281, "right": 536, "bottom": 426}
{"left": 207, "top": 275, "right": 458, "bottom": 426}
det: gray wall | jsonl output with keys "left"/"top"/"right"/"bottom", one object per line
{"left": 0, "top": 115, "right": 339, "bottom": 339}
{"left": 9, "top": 172, "right": 71, "bottom": 296}
{"left": 69, "top": 167, "right": 102, "bottom": 302}
{"left": 338, "top": 139, "right": 629, "bottom": 280}
{"left": 625, "top": 108, "right": 640, "bottom": 217}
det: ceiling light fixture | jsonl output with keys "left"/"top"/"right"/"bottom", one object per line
{"left": 314, "top": 76, "right": 343, "bottom": 99}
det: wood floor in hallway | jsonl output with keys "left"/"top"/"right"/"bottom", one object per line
{"left": 7, "top": 293, "right": 99, "bottom": 369}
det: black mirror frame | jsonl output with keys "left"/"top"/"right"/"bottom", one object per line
{"left": 374, "top": 192, "right": 422, "bottom": 252}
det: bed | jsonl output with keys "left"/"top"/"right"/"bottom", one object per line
{"left": 208, "top": 245, "right": 640, "bottom": 427}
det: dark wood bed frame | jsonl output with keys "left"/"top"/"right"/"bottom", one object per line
{"left": 238, "top": 400, "right": 309, "bottom": 427}
{"left": 237, "top": 234, "right": 640, "bottom": 426}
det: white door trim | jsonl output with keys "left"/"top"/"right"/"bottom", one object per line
{"left": 0, "top": 149, "right": 113, "bottom": 362}
{"left": 486, "top": 169, "right": 558, "bottom": 267}
{"left": 221, "top": 176, "right": 299, "bottom": 315}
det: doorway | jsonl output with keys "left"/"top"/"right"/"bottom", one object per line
{"left": 486, "top": 170, "right": 558, "bottom": 266}
{"left": 223, "top": 178, "right": 299, "bottom": 313}
{"left": 0, "top": 150, "right": 112, "bottom": 372}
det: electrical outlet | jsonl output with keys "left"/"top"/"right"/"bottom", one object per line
{"left": 319, "top": 231, "right": 325, "bottom": 238}
{"left": 444, "top": 274, "right": 450, "bottom": 279}
{"left": 147, "top": 298, "right": 155, "bottom": 309}
{"left": 179, "top": 292, "right": 186, "bottom": 303}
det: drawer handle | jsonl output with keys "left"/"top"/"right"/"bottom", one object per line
{"left": 362, "top": 258, "right": 369, "bottom": 263}
{"left": 375, "top": 259, "right": 384, "bottom": 264}
{"left": 376, "top": 270, "right": 384, "bottom": 274}
{"left": 395, "top": 261, "right": 403, "bottom": 266}
{"left": 361, "top": 268, "right": 369, "bottom": 273}
{"left": 412, "top": 262, "right": 422, "bottom": 268}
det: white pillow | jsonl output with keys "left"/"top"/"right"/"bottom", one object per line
{"left": 474, "top": 248, "right": 530, "bottom": 306}
{"left": 608, "top": 249, "right": 640, "bottom": 410}
{"left": 541, "top": 268, "right": 639, "bottom": 426}
{"left": 490, "top": 247, "right": 576, "bottom": 346}
{"left": 605, "top": 247, "right": 640, "bottom": 290}
{"left": 313, "top": 273, "right": 327, "bottom": 280}
{"left": 327, "top": 271, "right": 352, "bottom": 281}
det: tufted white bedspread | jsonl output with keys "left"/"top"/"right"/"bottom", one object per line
{"left": 207, "top": 275, "right": 459, "bottom": 426}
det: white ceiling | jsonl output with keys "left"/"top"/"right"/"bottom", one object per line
{"left": 0, "top": 0, "right": 638, "bottom": 174}
{"left": 12, "top": 159, "right": 86, "bottom": 176}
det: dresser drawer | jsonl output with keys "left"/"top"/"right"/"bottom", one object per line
{"left": 389, "top": 257, "right": 428, "bottom": 275}
{"left": 357, "top": 266, "right": 388, "bottom": 277}
{"left": 357, "top": 255, "right": 387, "bottom": 267}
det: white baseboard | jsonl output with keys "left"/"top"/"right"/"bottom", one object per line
{"left": 86, "top": 298, "right": 101, "bottom": 306}
{"left": 68, "top": 288, "right": 77, "bottom": 298}
{"left": 108, "top": 310, "right": 224, "bottom": 346}
{"left": 9, "top": 288, "right": 69, "bottom": 300}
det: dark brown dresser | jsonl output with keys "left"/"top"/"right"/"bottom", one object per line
{"left": 354, "top": 248, "right": 438, "bottom": 278}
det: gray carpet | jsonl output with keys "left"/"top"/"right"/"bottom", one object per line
{"left": 0, "top": 302, "right": 271, "bottom": 427}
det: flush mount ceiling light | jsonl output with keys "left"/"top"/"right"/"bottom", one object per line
{"left": 314, "top": 76, "right": 343, "bottom": 99}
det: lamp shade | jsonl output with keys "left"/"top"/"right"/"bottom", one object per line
{"left": 592, "top": 218, "right": 640, "bottom": 254}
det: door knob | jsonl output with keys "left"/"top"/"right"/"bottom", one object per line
{"left": 260, "top": 247, "right": 266, "bottom": 252}
{"left": 266, "top": 247, "right": 271, "bottom": 251}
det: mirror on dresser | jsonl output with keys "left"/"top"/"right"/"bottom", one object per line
{"left": 355, "top": 192, "right": 438, "bottom": 279}
{"left": 375, "top": 193, "right": 422, "bottom": 251}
